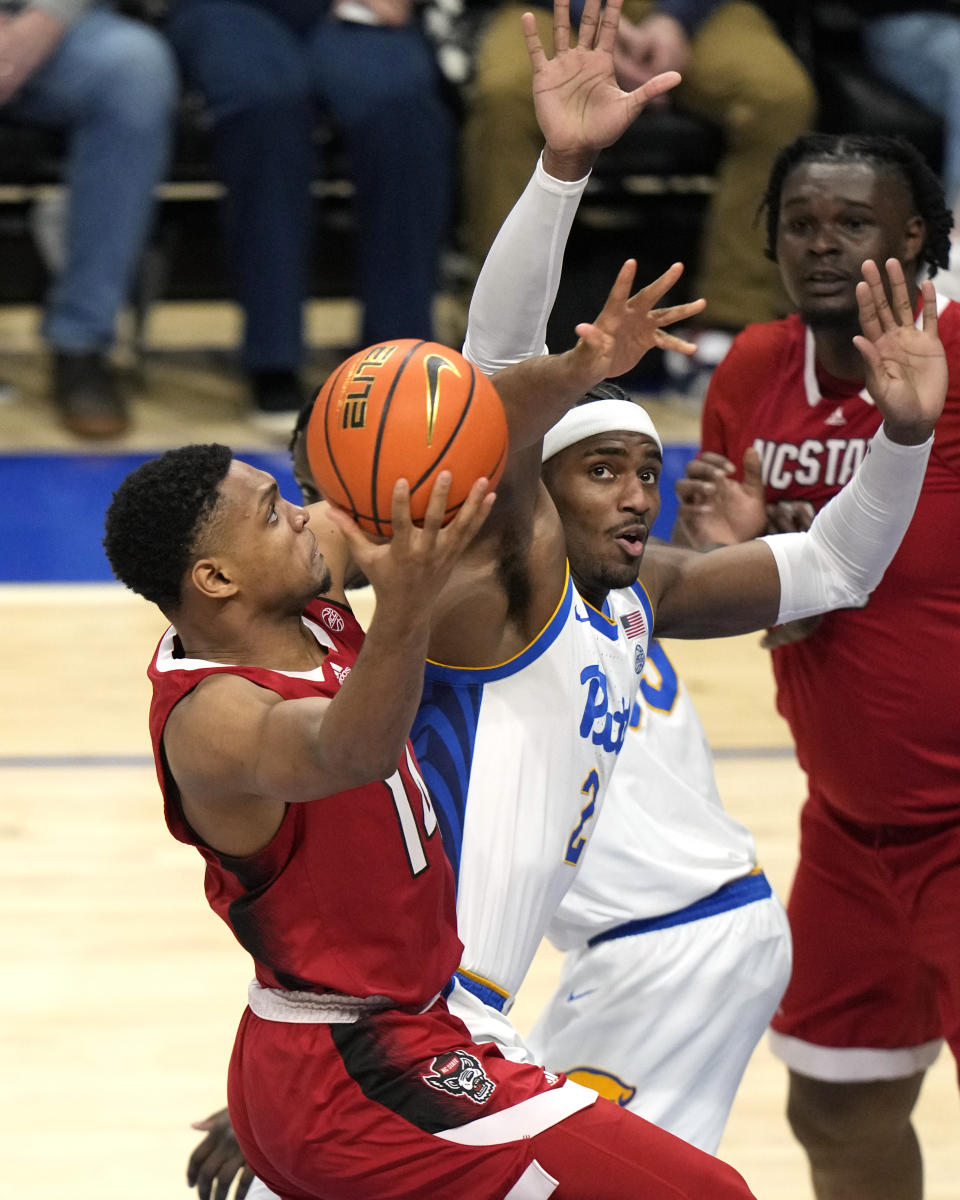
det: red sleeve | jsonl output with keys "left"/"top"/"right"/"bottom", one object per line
{"left": 935, "top": 301, "right": 960, "bottom": 471}
{"left": 700, "top": 320, "right": 791, "bottom": 460}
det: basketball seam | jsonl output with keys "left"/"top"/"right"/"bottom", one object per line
{"left": 322, "top": 358, "right": 362, "bottom": 518}
{"left": 370, "top": 340, "right": 426, "bottom": 536}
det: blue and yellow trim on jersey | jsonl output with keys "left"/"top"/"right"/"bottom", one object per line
{"left": 449, "top": 967, "right": 512, "bottom": 1013}
{"left": 423, "top": 564, "right": 575, "bottom": 685}
{"left": 586, "top": 868, "right": 771, "bottom": 948}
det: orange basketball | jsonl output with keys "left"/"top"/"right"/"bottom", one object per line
{"left": 306, "top": 339, "right": 508, "bottom": 535}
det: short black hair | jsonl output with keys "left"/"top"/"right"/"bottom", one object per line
{"left": 760, "top": 133, "right": 953, "bottom": 277}
{"left": 579, "top": 380, "right": 632, "bottom": 406}
{"left": 103, "top": 443, "right": 233, "bottom": 613}
{"left": 289, "top": 394, "right": 317, "bottom": 453}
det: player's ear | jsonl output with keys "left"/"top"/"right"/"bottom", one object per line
{"left": 902, "top": 214, "right": 925, "bottom": 266}
{"left": 190, "top": 556, "right": 238, "bottom": 601}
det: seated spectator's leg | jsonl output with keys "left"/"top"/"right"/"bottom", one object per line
{"left": 862, "top": 13, "right": 960, "bottom": 212}
{"left": 167, "top": 0, "right": 314, "bottom": 406}
{"left": 6, "top": 9, "right": 177, "bottom": 435}
{"left": 309, "top": 20, "right": 456, "bottom": 345}
{"left": 675, "top": 1, "right": 815, "bottom": 328}
{"left": 460, "top": 5, "right": 554, "bottom": 270}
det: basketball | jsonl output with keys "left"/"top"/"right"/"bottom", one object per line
{"left": 306, "top": 339, "right": 509, "bottom": 535}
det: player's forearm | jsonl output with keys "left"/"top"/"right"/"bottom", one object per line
{"left": 763, "top": 424, "right": 933, "bottom": 624}
{"left": 463, "top": 155, "right": 588, "bottom": 374}
{"left": 315, "top": 607, "right": 431, "bottom": 784}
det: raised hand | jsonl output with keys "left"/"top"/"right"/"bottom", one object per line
{"left": 325, "top": 472, "right": 496, "bottom": 609}
{"left": 570, "top": 258, "right": 706, "bottom": 382}
{"left": 853, "top": 257, "right": 947, "bottom": 445}
{"left": 674, "top": 446, "right": 767, "bottom": 550}
{"left": 523, "top": 0, "right": 681, "bottom": 172}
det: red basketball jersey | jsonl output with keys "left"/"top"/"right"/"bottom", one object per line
{"left": 701, "top": 304, "right": 960, "bottom": 825}
{"left": 148, "top": 598, "right": 462, "bottom": 1006}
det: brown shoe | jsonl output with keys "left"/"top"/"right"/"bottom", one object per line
{"left": 53, "top": 351, "right": 129, "bottom": 439}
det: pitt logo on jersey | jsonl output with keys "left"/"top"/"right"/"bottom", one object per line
{"left": 579, "top": 664, "right": 630, "bottom": 754}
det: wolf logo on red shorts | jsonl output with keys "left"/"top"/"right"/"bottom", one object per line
{"left": 423, "top": 1050, "right": 497, "bottom": 1103}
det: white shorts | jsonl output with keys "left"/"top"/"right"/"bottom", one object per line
{"left": 527, "top": 877, "right": 792, "bottom": 1154}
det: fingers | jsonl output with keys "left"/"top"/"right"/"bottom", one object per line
{"left": 655, "top": 330, "right": 699, "bottom": 355}
{"left": 851, "top": 326, "right": 882, "bottom": 382}
{"left": 674, "top": 476, "right": 717, "bottom": 514}
{"left": 521, "top": 10, "right": 547, "bottom": 71}
{"left": 741, "top": 445, "right": 764, "bottom": 497}
{"left": 414, "top": 471, "right": 453, "bottom": 535}
{"left": 919, "top": 276, "right": 939, "bottom": 337}
{"left": 576, "top": 0, "right": 601, "bottom": 49}
{"left": 675, "top": 452, "right": 734, "bottom": 512}
{"left": 636, "top": 68, "right": 682, "bottom": 105}
{"left": 764, "top": 500, "right": 814, "bottom": 534}
{"left": 855, "top": 263, "right": 886, "bottom": 342}
{"left": 550, "top": 0, "right": 570, "bottom": 55}
{"left": 190, "top": 1115, "right": 219, "bottom": 1133}
{"left": 857, "top": 256, "right": 912, "bottom": 336}
{"left": 236, "top": 1167, "right": 255, "bottom": 1200}
{"left": 443, "top": 476, "right": 497, "bottom": 545}
{"left": 595, "top": 0, "right": 625, "bottom": 53}
{"left": 760, "top": 614, "right": 823, "bottom": 650}
{"left": 884, "top": 256, "right": 913, "bottom": 324}
{"left": 606, "top": 257, "right": 640, "bottom": 306}
{"left": 633, "top": 260, "right": 684, "bottom": 308}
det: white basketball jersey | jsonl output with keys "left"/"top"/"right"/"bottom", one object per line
{"left": 411, "top": 568, "right": 652, "bottom": 1011}
{"left": 547, "top": 639, "right": 758, "bottom": 951}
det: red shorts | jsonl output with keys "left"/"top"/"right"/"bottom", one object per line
{"left": 769, "top": 789, "right": 960, "bottom": 1082}
{"left": 228, "top": 998, "right": 754, "bottom": 1199}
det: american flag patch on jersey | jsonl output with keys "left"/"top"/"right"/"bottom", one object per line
{"left": 620, "top": 610, "right": 647, "bottom": 639}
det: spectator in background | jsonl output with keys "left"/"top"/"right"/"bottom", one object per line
{"left": 852, "top": 2, "right": 960, "bottom": 295}
{"left": 462, "top": 0, "right": 815, "bottom": 380}
{"left": 0, "top": 0, "right": 177, "bottom": 438}
{"left": 164, "top": 0, "right": 457, "bottom": 430}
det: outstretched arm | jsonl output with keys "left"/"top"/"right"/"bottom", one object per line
{"left": 464, "top": 0, "right": 689, "bottom": 378}
{"left": 642, "top": 259, "right": 945, "bottom": 637}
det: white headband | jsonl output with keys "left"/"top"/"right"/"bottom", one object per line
{"left": 541, "top": 399, "right": 662, "bottom": 462}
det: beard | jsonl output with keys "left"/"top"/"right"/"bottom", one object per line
{"left": 313, "top": 563, "right": 333, "bottom": 598}
{"left": 800, "top": 302, "right": 860, "bottom": 332}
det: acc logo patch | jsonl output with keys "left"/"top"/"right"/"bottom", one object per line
{"left": 423, "top": 1050, "right": 496, "bottom": 1104}
{"left": 565, "top": 1067, "right": 636, "bottom": 1107}
{"left": 634, "top": 643, "right": 646, "bottom": 675}
{"left": 320, "top": 606, "right": 345, "bottom": 632}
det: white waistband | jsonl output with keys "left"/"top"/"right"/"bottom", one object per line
{"left": 247, "top": 980, "right": 396, "bottom": 1024}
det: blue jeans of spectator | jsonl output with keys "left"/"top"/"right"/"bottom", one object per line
{"left": 4, "top": 9, "right": 178, "bottom": 353}
{"left": 166, "top": 1, "right": 456, "bottom": 372}
{"left": 863, "top": 12, "right": 960, "bottom": 210}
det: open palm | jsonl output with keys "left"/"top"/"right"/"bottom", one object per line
{"left": 854, "top": 257, "right": 947, "bottom": 444}
{"left": 524, "top": 0, "right": 680, "bottom": 158}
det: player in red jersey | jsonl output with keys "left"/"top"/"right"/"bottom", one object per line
{"left": 677, "top": 133, "right": 960, "bottom": 1200}
{"left": 102, "top": 253, "right": 766, "bottom": 1196}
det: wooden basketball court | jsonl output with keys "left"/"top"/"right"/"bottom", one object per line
{"left": 1, "top": 301, "right": 957, "bottom": 1199}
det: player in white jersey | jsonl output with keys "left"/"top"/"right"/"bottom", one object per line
{"left": 528, "top": 635, "right": 792, "bottom": 1152}
{"left": 464, "top": 94, "right": 793, "bottom": 1150}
